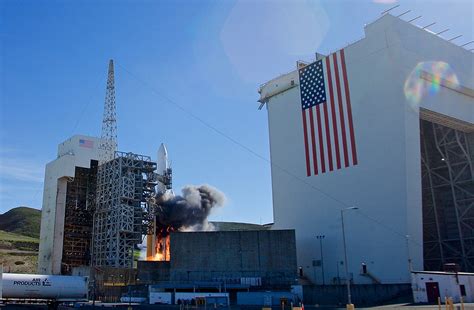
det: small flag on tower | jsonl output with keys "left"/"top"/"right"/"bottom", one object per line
{"left": 79, "top": 139, "right": 94, "bottom": 149}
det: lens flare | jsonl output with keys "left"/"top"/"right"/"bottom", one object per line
{"left": 220, "top": 0, "right": 330, "bottom": 83}
{"left": 404, "top": 61, "right": 460, "bottom": 107}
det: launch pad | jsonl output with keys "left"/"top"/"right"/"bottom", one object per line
{"left": 35, "top": 59, "right": 296, "bottom": 304}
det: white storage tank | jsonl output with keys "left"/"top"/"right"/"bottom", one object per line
{"left": 1, "top": 273, "right": 88, "bottom": 301}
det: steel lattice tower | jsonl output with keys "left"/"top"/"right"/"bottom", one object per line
{"left": 99, "top": 59, "right": 118, "bottom": 164}
{"left": 93, "top": 152, "right": 157, "bottom": 268}
{"left": 92, "top": 60, "right": 159, "bottom": 268}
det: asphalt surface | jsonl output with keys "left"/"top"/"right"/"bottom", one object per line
{"left": 2, "top": 304, "right": 474, "bottom": 310}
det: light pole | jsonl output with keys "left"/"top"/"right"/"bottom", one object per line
{"left": 128, "top": 248, "right": 133, "bottom": 310}
{"left": 341, "top": 206, "right": 358, "bottom": 307}
{"left": 406, "top": 235, "right": 413, "bottom": 273}
{"left": 316, "top": 235, "right": 325, "bottom": 285}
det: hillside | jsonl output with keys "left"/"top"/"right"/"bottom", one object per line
{"left": 0, "top": 230, "right": 39, "bottom": 243}
{"left": 0, "top": 206, "right": 41, "bottom": 238}
{"left": 210, "top": 221, "right": 271, "bottom": 231}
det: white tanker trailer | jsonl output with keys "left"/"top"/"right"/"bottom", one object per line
{"left": 1, "top": 273, "right": 88, "bottom": 303}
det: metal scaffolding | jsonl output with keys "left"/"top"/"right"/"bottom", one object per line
{"left": 92, "top": 152, "right": 157, "bottom": 268}
{"left": 62, "top": 161, "right": 98, "bottom": 273}
{"left": 421, "top": 119, "right": 474, "bottom": 272}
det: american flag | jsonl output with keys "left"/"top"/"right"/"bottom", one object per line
{"left": 79, "top": 139, "right": 94, "bottom": 149}
{"left": 299, "top": 49, "right": 358, "bottom": 176}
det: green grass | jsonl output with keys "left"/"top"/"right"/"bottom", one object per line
{"left": 0, "top": 230, "right": 39, "bottom": 243}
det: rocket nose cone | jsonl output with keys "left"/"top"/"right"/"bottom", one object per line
{"left": 158, "top": 143, "right": 168, "bottom": 157}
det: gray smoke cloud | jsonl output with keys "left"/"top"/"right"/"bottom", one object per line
{"left": 155, "top": 184, "right": 226, "bottom": 234}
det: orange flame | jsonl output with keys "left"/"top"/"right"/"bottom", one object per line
{"left": 147, "top": 226, "right": 173, "bottom": 261}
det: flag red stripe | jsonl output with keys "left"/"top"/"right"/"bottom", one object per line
{"left": 340, "top": 49, "right": 358, "bottom": 165}
{"left": 309, "top": 108, "right": 319, "bottom": 175}
{"left": 322, "top": 102, "right": 333, "bottom": 171}
{"left": 302, "top": 110, "right": 311, "bottom": 176}
{"left": 316, "top": 105, "right": 326, "bottom": 173}
{"left": 333, "top": 53, "right": 349, "bottom": 168}
{"left": 326, "top": 57, "right": 341, "bottom": 169}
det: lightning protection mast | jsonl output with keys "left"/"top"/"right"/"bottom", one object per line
{"left": 99, "top": 59, "right": 118, "bottom": 164}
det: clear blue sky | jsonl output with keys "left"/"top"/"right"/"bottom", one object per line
{"left": 1, "top": 0, "right": 472, "bottom": 224}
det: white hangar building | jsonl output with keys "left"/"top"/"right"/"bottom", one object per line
{"left": 258, "top": 14, "right": 474, "bottom": 285}
{"left": 38, "top": 135, "right": 100, "bottom": 275}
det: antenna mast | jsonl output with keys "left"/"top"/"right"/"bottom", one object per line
{"left": 99, "top": 59, "right": 118, "bottom": 164}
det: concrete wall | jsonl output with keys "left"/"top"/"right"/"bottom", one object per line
{"left": 38, "top": 135, "right": 100, "bottom": 275}
{"left": 259, "top": 14, "right": 473, "bottom": 285}
{"left": 302, "top": 284, "right": 411, "bottom": 306}
{"left": 170, "top": 230, "right": 297, "bottom": 287}
{"left": 137, "top": 261, "right": 171, "bottom": 284}
{"left": 237, "top": 291, "right": 296, "bottom": 306}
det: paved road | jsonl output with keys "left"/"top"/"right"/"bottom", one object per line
{"left": 2, "top": 304, "right": 474, "bottom": 310}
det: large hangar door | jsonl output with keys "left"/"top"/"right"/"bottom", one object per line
{"left": 420, "top": 115, "right": 474, "bottom": 272}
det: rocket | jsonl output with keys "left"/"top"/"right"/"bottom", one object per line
{"left": 157, "top": 143, "right": 169, "bottom": 178}
{"left": 156, "top": 143, "right": 173, "bottom": 195}
{"left": 147, "top": 143, "right": 171, "bottom": 260}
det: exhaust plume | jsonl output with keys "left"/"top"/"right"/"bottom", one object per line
{"left": 155, "top": 184, "right": 226, "bottom": 234}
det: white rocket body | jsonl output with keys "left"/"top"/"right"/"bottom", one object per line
{"left": 156, "top": 143, "right": 169, "bottom": 176}
{"left": 147, "top": 143, "right": 172, "bottom": 260}
{"left": 156, "top": 143, "right": 172, "bottom": 195}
